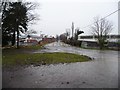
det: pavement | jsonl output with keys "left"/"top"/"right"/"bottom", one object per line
{"left": 3, "top": 41, "right": 119, "bottom": 88}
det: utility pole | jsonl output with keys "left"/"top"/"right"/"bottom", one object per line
{"left": 71, "top": 22, "right": 74, "bottom": 40}
{"left": 118, "top": 1, "right": 120, "bottom": 38}
{"left": 118, "top": 1, "right": 120, "bottom": 50}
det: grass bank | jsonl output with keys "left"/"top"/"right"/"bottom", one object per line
{"left": 3, "top": 52, "right": 91, "bottom": 67}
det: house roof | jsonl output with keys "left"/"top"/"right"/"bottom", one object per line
{"left": 20, "top": 34, "right": 41, "bottom": 38}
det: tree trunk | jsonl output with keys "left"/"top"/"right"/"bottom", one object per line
{"left": 100, "top": 44, "right": 103, "bottom": 49}
{"left": 16, "top": 23, "right": 19, "bottom": 49}
{"left": 99, "top": 39, "right": 103, "bottom": 50}
{"left": 12, "top": 31, "right": 15, "bottom": 46}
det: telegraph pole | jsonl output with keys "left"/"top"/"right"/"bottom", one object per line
{"left": 71, "top": 22, "right": 74, "bottom": 40}
{"left": 118, "top": 1, "right": 120, "bottom": 50}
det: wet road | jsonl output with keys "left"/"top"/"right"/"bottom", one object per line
{"left": 3, "top": 41, "right": 118, "bottom": 88}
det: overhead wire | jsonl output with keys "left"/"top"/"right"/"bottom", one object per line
{"left": 80, "top": 9, "right": 120, "bottom": 29}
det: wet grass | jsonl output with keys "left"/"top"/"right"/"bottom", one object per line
{"left": 2, "top": 52, "right": 91, "bottom": 67}
{"left": 2, "top": 43, "right": 91, "bottom": 67}
{"left": 2, "top": 45, "right": 43, "bottom": 55}
{"left": 22, "top": 45, "right": 43, "bottom": 50}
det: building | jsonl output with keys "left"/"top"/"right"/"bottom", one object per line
{"left": 19, "top": 34, "right": 42, "bottom": 46}
{"left": 78, "top": 35, "right": 120, "bottom": 48}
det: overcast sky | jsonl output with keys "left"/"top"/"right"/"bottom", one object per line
{"left": 27, "top": 0, "right": 119, "bottom": 37}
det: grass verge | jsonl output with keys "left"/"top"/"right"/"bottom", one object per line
{"left": 2, "top": 52, "right": 91, "bottom": 67}
{"left": 2, "top": 45, "right": 43, "bottom": 55}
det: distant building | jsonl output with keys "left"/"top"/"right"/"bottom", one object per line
{"left": 18, "top": 34, "right": 42, "bottom": 45}
{"left": 26, "top": 34, "right": 42, "bottom": 42}
{"left": 41, "top": 37, "right": 55, "bottom": 43}
{"left": 78, "top": 35, "right": 120, "bottom": 48}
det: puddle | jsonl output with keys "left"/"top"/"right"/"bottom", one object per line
{"left": 3, "top": 60, "right": 118, "bottom": 88}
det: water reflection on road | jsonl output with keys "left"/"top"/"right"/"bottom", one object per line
{"left": 3, "top": 41, "right": 118, "bottom": 88}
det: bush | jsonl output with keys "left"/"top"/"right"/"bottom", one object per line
{"left": 63, "top": 39, "right": 82, "bottom": 47}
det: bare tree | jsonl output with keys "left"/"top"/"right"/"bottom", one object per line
{"left": 91, "top": 16, "right": 113, "bottom": 49}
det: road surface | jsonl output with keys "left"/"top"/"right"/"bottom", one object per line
{"left": 3, "top": 41, "right": 118, "bottom": 88}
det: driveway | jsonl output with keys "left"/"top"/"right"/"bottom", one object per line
{"left": 3, "top": 41, "right": 118, "bottom": 88}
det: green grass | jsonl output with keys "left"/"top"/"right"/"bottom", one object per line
{"left": 2, "top": 52, "right": 91, "bottom": 67}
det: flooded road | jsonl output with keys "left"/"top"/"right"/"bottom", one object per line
{"left": 3, "top": 41, "right": 118, "bottom": 88}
